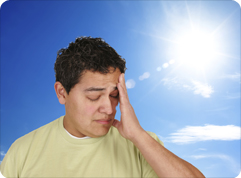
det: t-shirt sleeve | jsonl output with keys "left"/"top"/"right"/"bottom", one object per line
{"left": 0, "top": 142, "right": 19, "bottom": 178}
{"left": 0, "top": 132, "right": 34, "bottom": 178}
{"left": 140, "top": 131, "right": 164, "bottom": 178}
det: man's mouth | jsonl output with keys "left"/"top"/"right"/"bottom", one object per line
{"left": 95, "top": 119, "right": 112, "bottom": 125}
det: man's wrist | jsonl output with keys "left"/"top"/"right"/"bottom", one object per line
{"left": 129, "top": 128, "right": 148, "bottom": 145}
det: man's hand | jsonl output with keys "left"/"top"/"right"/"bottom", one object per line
{"left": 112, "top": 73, "right": 144, "bottom": 141}
{"left": 112, "top": 73, "right": 205, "bottom": 178}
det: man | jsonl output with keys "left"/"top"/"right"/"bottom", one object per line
{"left": 0, "top": 37, "right": 205, "bottom": 177}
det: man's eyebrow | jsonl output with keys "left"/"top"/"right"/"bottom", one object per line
{"left": 84, "top": 87, "right": 106, "bottom": 92}
{"left": 84, "top": 86, "right": 118, "bottom": 92}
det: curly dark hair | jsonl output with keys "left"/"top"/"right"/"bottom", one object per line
{"left": 54, "top": 36, "right": 126, "bottom": 94}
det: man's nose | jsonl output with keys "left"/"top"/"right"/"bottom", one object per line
{"left": 99, "top": 97, "right": 113, "bottom": 115}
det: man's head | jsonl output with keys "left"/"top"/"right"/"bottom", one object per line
{"left": 54, "top": 36, "right": 126, "bottom": 94}
{"left": 54, "top": 37, "right": 126, "bottom": 138}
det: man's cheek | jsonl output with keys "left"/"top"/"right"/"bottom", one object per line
{"left": 85, "top": 105, "right": 97, "bottom": 114}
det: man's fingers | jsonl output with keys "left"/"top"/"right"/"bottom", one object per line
{"left": 118, "top": 73, "right": 129, "bottom": 102}
{"left": 117, "top": 78, "right": 129, "bottom": 105}
{"left": 117, "top": 83, "right": 125, "bottom": 104}
{"left": 121, "top": 74, "right": 128, "bottom": 94}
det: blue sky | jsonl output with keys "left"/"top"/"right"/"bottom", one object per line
{"left": 0, "top": 0, "right": 240, "bottom": 177}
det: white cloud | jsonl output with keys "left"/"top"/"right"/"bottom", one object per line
{"left": 125, "top": 79, "right": 135, "bottom": 89}
{"left": 190, "top": 154, "right": 231, "bottom": 160}
{"left": 161, "top": 78, "right": 214, "bottom": 98}
{"left": 182, "top": 80, "right": 214, "bottom": 98}
{"left": 161, "top": 77, "right": 179, "bottom": 89}
{"left": 197, "top": 148, "right": 207, "bottom": 151}
{"left": 224, "top": 92, "right": 240, "bottom": 100}
{"left": 222, "top": 72, "right": 240, "bottom": 81}
{"left": 0, "top": 151, "right": 6, "bottom": 156}
{"left": 190, "top": 153, "right": 240, "bottom": 175}
{"left": 139, "top": 72, "right": 150, "bottom": 81}
{"left": 191, "top": 80, "right": 214, "bottom": 98}
{"left": 167, "top": 124, "right": 241, "bottom": 144}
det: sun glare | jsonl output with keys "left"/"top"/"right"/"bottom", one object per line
{"left": 176, "top": 30, "right": 217, "bottom": 70}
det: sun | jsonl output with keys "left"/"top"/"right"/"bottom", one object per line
{"left": 175, "top": 30, "right": 217, "bottom": 71}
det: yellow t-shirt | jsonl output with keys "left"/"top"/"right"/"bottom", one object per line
{"left": 1, "top": 116, "right": 163, "bottom": 177}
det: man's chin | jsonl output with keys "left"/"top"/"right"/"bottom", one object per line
{"left": 89, "top": 126, "right": 112, "bottom": 138}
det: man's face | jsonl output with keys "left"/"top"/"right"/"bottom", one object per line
{"left": 63, "top": 68, "right": 121, "bottom": 138}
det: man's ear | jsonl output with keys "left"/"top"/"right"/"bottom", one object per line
{"left": 54, "top": 82, "right": 67, "bottom": 105}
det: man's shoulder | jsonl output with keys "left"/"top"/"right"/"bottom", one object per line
{"left": 12, "top": 117, "right": 60, "bottom": 150}
{"left": 0, "top": 117, "right": 62, "bottom": 177}
{"left": 146, "top": 131, "right": 158, "bottom": 139}
{"left": 146, "top": 131, "right": 164, "bottom": 146}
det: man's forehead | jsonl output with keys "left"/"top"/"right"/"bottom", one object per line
{"left": 77, "top": 69, "right": 120, "bottom": 92}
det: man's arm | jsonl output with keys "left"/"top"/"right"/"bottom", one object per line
{"left": 112, "top": 73, "right": 205, "bottom": 178}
